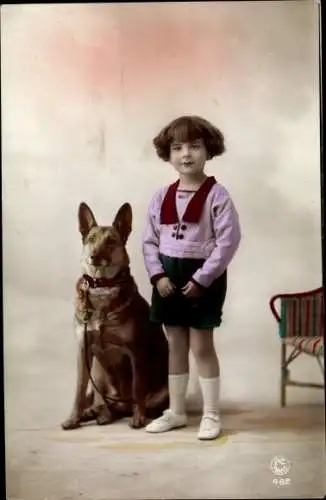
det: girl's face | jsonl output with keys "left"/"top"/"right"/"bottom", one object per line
{"left": 169, "top": 138, "right": 207, "bottom": 177}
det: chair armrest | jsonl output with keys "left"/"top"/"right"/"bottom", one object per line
{"left": 269, "top": 295, "right": 281, "bottom": 323}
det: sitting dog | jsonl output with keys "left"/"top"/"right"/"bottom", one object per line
{"left": 61, "top": 202, "right": 169, "bottom": 430}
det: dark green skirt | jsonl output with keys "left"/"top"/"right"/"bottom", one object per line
{"left": 150, "top": 254, "right": 227, "bottom": 329}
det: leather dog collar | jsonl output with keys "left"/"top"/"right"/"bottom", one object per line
{"left": 82, "top": 271, "right": 126, "bottom": 289}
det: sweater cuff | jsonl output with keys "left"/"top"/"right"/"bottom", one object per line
{"left": 191, "top": 268, "right": 215, "bottom": 288}
{"left": 150, "top": 273, "right": 167, "bottom": 286}
{"left": 190, "top": 277, "right": 207, "bottom": 290}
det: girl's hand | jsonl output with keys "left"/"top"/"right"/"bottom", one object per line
{"left": 181, "top": 280, "right": 203, "bottom": 298}
{"left": 156, "top": 277, "right": 176, "bottom": 298}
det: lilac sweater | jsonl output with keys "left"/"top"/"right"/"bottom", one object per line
{"left": 142, "top": 176, "right": 241, "bottom": 288}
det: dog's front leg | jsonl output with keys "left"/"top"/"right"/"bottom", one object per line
{"left": 61, "top": 339, "right": 93, "bottom": 430}
{"left": 128, "top": 350, "right": 147, "bottom": 429}
{"left": 89, "top": 346, "right": 117, "bottom": 425}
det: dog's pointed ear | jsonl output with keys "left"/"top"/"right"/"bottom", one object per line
{"left": 113, "top": 203, "right": 132, "bottom": 244}
{"left": 78, "top": 202, "right": 97, "bottom": 240}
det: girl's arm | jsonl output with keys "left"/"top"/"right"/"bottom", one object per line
{"left": 191, "top": 187, "right": 241, "bottom": 288}
{"left": 142, "top": 191, "right": 166, "bottom": 285}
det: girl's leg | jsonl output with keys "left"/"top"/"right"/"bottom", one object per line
{"left": 145, "top": 326, "right": 189, "bottom": 433}
{"left": 166, "top": 325, "right": 190, "bottom": 374}
{"left": 190, "top": 328, "right": 221, "bottom": 440}
{"left": 166, "top": 326, "right": 190, "bottom": 415}
{"left": 190, "top": 328, "right": 219, "bottom": 378}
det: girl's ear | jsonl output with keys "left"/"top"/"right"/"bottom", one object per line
{"left": 78, "top": 202, "right": 97, "bottom": 241}
{"left": 113, "top": 203, "right": 132, "bottom": 244}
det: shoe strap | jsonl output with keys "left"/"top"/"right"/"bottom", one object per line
{"left": 202, "top": 414, "right": 220, "bottom": 423}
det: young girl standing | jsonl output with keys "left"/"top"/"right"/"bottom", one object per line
{"left": 142, "top": 115, "right": 241, "bottom": 440}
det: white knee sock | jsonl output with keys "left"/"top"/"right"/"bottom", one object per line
{"left": 198, "top": 376, "right": 220, "bottom": 416}
{"left": 169, "top": 373, "right": 189, "bottom": 415}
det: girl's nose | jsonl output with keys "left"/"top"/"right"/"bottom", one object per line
{"left": 181, "top": 144, "right": 191, "bottom": 157}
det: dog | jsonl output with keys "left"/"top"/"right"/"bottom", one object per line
{"left": 61, "top": 201, "right": 169, "bottom": 430}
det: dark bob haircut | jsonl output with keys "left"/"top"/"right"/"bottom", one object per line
{"left": 153, "top": 115, "right": 225, "bottom": 162}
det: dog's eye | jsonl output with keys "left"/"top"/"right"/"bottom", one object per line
{"left": 87, "top": 234, "right": 97, "bottom": 243}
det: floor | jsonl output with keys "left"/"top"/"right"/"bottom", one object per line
{"left": 4, "top": 290, "right": 326, "bottom": 499}
{"left": 5, "top": 404, "right": 325, "bottom": 499}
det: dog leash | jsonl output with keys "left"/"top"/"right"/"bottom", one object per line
{"left": 81, "top": 280, "right": 136, "bottom": 407}
{"left": 82, "top": 321, "right": 135, "bottom": 406}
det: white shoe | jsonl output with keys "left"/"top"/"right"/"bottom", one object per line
{"left": 197, "top": 414, "right": 221, "bottom": 440}
{"left": 145, "top": 409, "right": 187, "bottom": 433}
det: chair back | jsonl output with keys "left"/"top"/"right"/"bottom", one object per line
{"left": 270, "top": 287, "right": 324, "bottom": 339}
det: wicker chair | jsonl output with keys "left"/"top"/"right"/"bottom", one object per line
{"left": 269, "top": 287, "right": 324, "bottom": 407}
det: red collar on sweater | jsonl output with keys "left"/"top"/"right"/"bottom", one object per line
{"left": 160, "top": 176, "right": 217, "bottom": 224}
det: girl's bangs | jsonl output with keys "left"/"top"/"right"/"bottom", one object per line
{"left": 168, "top": 119, "right": 204, "bottom": 144}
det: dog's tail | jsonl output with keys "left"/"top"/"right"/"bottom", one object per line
{"left": 145, "top": 386, "right": 169, "bottom": 409}
{"left": 106, "top": 387, "right": 169, "bottom": 413}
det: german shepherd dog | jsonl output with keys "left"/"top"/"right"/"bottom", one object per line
{"left": 61, "top": 202, "right": 169, "bottom": 430}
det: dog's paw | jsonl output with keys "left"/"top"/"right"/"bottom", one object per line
{"left": 79, "top": 407, "right": 97, "bottom": 423}
{"left": 96, "top": 405, "right": 115, "bottom": 426}
{"left": 129, "top": 411, "right": 146, "bottom": 429}
{"left": 61, "top": 416, "right": 81, "bottom": 430}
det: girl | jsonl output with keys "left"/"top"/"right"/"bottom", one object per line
{"left": 142, "top": 115, "right": 241, "bottom": 440}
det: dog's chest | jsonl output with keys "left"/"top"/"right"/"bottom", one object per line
{"left": 88, "top": 287, "right": 120, "bottom": 309}
{"left": 77, "top": 286, "right": 120, "bottom": 321}
{"left": 75, "top": 280, "right": 134, "bottom": 339}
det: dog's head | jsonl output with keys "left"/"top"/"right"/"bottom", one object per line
{"left": 78, "top": 202, "right": 132, "bottom": 278}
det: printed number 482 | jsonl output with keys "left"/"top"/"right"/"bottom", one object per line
{"left": 273, "top": 478, "right": 291, "bottom": 486}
